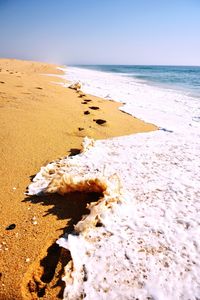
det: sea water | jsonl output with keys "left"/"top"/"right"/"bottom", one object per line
{"left": 30, "top": 65, "right": 200, "bottom": 299}
{"left": 73, "top": 65, "right": 200, "bottom": 98}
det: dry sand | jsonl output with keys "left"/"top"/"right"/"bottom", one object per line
{"left": 0, "top": 58, "right": 157, "bottom": 300}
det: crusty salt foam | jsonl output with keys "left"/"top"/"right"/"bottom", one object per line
{"left": 28, "top": 137, "right": 123, "bottom": 233}
{"left": 28, "top": 132, "right": 200, "bottom": 300}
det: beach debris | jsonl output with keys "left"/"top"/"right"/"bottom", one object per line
{"left": 0, "top": 242, "right": 9, "bottom": 252}
{"left": 13, "top": 187, "right": 16, "bottom": 190}
{"left": 6, "top": 223, "right": 16, "bottom": 230}
{"left": 192, "top": 116, "right": 200, "bottom": 122}
{"left": 89, "top": 106, "right": 100, "bottom": 110}
{"left": 84, "top": 99, "right": 92, "bottom": 102}
{"left": 0, "top": 81, "right": 5, "bottom": 84}
{"left": 84, "top": 110, "right": 90, "bottom": 115}
{"left": 82, "top": 136, "right": 95, "bottom": 150}
{"left": 25, "top": 258, "right": 31, "bottom": 263}
{"left": 32, "top": 216, "right": 37, "bottom": 225}
{"left": 81, "top": 101, "right": 88, "bottom": 104}
{"left": 93, "top": 119, "right": 107, "bottom": 125}
{"left": 78, "top": 127, "right": 84, "bottom": 131}
{"left": 68, "top": 81, "right": 82, "bottom": 91}
{"left": 159, "top": 127, "right": 173, "bottom": 133}
{"left": 35, "top": 87, "right": 43, "bottom": 90}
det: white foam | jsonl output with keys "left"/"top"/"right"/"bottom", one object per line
{"left": 30, "top": 67, "right": 200, "bottom": 299}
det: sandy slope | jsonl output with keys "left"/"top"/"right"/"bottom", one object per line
{"left": 0, "top": 59, "right": 157, "bottom": 300}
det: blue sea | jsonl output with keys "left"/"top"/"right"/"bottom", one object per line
{"left": 73, "top": 65, "right": 200, "bottom": 98}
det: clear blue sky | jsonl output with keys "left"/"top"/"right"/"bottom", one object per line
{"left": 0, "top": 0, "right": 200, "bottom": 65}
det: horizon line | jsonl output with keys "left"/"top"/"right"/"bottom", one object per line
{"left": 68, "top": 63, "right": 200, "bottom": 67}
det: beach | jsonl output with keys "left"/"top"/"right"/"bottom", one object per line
{"left": 1, "top": 0, "right": 200, "bottom": 298}
{"left": 0, "top": 59, "right": 156, "bottom": 300}
{"left": 28, "top": 65, "right": 200, "bottom": 299}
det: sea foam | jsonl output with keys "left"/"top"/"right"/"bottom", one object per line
{"left": 29, "top": 67, "right": 200, "bottom": 299}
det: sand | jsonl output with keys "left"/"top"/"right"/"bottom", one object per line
{"left": 0, "top": 58, "right": 157, "bottom": 300}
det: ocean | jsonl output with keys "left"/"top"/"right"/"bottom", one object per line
{"left": 73, "top": 65, "right": 200, "bottom": 98}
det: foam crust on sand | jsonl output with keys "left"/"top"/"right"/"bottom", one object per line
{"left": 28, "top": 133, "right": 200, "bottom": 300}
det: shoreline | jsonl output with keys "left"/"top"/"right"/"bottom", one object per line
{"left": 65, "top": 65, "right": 200, "bottom": 132}
{"left": 0, "top": 58, "right": 157, "bottom": 300}
{"left": 65, "top": 65, "right": 200, "bottom": 100}
{"left": 25, "top": 63, "right": 200, "bottom": 299}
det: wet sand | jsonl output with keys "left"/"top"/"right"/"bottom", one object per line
{"left": 0, "top": 58, "right": 157, "bottom": 300}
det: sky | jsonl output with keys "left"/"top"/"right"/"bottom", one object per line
{"left": 0, "top": 0, "right": 200, "bottom": 65}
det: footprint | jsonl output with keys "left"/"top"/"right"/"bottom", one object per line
{"left": 89, "top": 106, "right": 100, "bottom": 110}
{"left": 83, "top": 99, "right": 92, "bottom": 103}
{"left": 22, "top": 191, "right": 103, "bottom": 299}
{"left": 84, "top": 111, "right": 90, "bottom": 115}
{"left": 0, "top": 81, "right": 5, "bottom": 84}
{"left": 27, "top": 243, "right": 65, "bottom": 298}
{"left": 78, "top": 91, "right": 86, "bottom": 98}
{"left": 93, "top": 119, "right": 107, "bottom": 125}
{"left": 81, "top": 101, "right": 88, "bottom": 105}
{"left": 35, "top": 87, "right": 43, "bottom": 90}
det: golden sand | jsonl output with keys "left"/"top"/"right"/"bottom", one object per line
{"left": 0, "top": 58, "right": 157, "bottom": 299}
